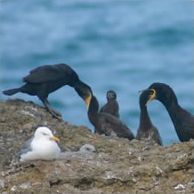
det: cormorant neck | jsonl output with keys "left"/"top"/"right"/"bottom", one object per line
{"left": 139, "top": 104, "right": 152, "bottom": 130}
{"left": 88, "top": 96, "right": 99, "bottom": 126}
{"left": 161, "top": 96, "right": 181, "bottom": 121}
{"left": 107, "top": 99, "right": 115, "bottom": 102}
{"left": 159, "top": 89, "right": 179, "bottom": 109}
{"left": 164, "top": 102, "right": 191, "bottom": 142}
{"left": 68, "top": 74, "right": 80, "bottom": 87}
{"left": 73, "top": 81, "right": 92, "bottom": 100}
{"left": 164, "top": 101, "right": 188, "bottom": 125}
{"left": 73, "top": 80, "right": 86, "bottom": 88}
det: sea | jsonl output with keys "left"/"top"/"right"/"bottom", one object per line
{"left": 0, "top": 0, "right": 193, "bottom": 145}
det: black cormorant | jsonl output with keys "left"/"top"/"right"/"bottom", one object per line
{"left": 3, "top": 63, "right": 90, "bottom": 119}
{"left": 136, "top": 89, "right": 163, "bottom": 145}
{"left": 100, "top": 90, "right": 120, "bottom": 118}
{"left": 75, "top": 85, "right": 134, "bottom": 140}
{"left": 147, "top": 82, "right": 194, "bottom": 142}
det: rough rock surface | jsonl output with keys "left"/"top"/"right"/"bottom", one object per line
{"left": 0, "top": 99, "right": 193, "bottom": 194}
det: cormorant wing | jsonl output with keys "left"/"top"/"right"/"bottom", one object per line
{"left": 181, "top": 115, "right": 194, "bottom": 140}
{"left": 23, "top": 64, "right": 78, "bottom": 83}
{"left": 100, "top": 101, "right": 119, "bottom": 118}
{"left": 99, "top": 113, "right": 134, "bottom": 140}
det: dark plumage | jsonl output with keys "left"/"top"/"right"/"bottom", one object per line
{"left": 100, "top": 90, "right": 120, "bottom": 118}
{"left": 3, "top": 63, "right": 89, "bottom": 119}
{"left": 75, "top": 84, "right": 134, "bottom": 139}
{"left": 73, "top": 82, "right": 93, "bottom": 108}
{"left": 89, "top": 95, "right": 134, "bottom": 139}
{"left": 136, "top": 89, "right": 163, "bottom": 145}
{"left": 147, "top": 82, "right": 194, "bottom": 142}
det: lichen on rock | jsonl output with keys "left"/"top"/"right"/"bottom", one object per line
{"left": 0, "top": 99, "right": 194, "bottom": 194}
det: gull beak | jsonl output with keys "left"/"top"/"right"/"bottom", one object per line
{"left": 50, "top": 135, "right": 60, "bottom": 142}
{"left": 146, "top": 89, "right": 157, "bottom": 105}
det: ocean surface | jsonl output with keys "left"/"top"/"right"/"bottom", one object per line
{"left": 0, "top": 0, "right": 193, "bottom": 145}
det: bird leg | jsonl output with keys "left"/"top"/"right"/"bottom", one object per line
{"left": 41, "top": 98, "right": 62, "bottom": 120}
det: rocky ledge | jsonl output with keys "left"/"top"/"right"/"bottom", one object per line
{"left": 0, "top": 99, "right": 193, "bottom": 194}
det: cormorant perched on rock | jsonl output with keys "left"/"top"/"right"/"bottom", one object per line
{"left": 100, "top": 90, "right": 120, "bottom": 118}
{"left": 136, "top": 89, "right": 163, "bottom": 145}
{"left": 3, "top": 63, "right": 90, "bottom": 119}
{"left": 75, "top": 85, "right": 134, "bottom": 140}
{"left": 147, "top": 82, "right": 194, "bottom": 142}
{"left": 89, "top": 95, "right": 134, "bottom": 140}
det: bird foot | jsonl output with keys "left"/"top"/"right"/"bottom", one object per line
{"left": 50, "top": 110, "right": 63, "bottom": 120}
{"left": 45, "top": 107, "right": 63, "bottom": 120}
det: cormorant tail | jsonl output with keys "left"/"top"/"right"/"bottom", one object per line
{"left": 2, "top": 88, "right": 21, "bottom": 95}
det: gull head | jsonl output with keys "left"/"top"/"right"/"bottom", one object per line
{"left": 34, "top": 126, "right": 60, "bottom": 142}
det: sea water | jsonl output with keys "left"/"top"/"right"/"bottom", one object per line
{"left": 0, "top": 0, "right": 193, "bottom": 145}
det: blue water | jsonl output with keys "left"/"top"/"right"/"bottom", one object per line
{"left": 0, "top": 0, "right": 193, "bottom": 145}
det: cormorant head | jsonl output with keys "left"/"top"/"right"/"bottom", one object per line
{"left": 147, "top": 82, "right": 178, "bottom": 106}
{"left": 106, "top": 90, "right": 117, "bottom": 101}
{"left": 74, "top": 81, "right": 93, "bottom": 109}
{"left": 139, "top": 89, "right": 154, "bottom": 107}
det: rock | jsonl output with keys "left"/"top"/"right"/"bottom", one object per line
{"left": 0, "top": 99, "right": 194, "bottom": 194}
{"left": 0, "top": 179, "right": 5, "bottom": 189}
{"left": 174, "top": 184, "right": 185, "bottom": 190}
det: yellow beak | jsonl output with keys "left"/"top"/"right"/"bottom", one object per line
{"left": 85, "top": 95, "right": 92, "bottom": 109}
{"left": 146, "top": 89, "right": 157, "bottom": 105}
{"left": 50, "top": 135, "right": 60, "bottom": 142}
